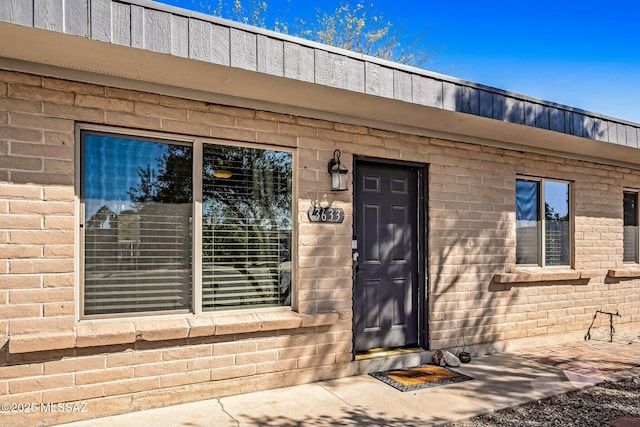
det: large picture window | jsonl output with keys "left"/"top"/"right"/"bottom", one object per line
{"left": 80, "top": 128, "right": 293, "bottom": 318}
{"left": 623, "top": 190, "right": 639, "bottom": 263}
{"left": 516, "top": 177, "right": 570, "bottom": 267}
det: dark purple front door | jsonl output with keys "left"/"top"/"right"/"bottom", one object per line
{"left": 354, "top": 161, "right": 422, "bottom": 352}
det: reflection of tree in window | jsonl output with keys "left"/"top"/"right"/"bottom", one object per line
{"left": 201, "top": 145, "right": 292, "bottom": 311}
{"left": 83, "top": 133, "right": 293, "bottom": 315}
{"left": 623, "top": 192, "right": 639, "bottom": 263}
{"left": 82, "top": 134, "right": 192, "bottom": 316}
{"left": 543, "top": 182, "right": 569, "bottom": 266}
{"left": 129, "top": 143, "right": 293, "bottom": 310}
{"left": 516, "top": 178, "right": 569, "bottom": 267}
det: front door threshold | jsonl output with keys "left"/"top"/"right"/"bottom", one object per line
{"left": 355, "top": 346, "right": 424, "bottom": 361}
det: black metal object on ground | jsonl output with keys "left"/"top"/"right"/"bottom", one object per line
{"left": 585, "top": 310, "right": 622, "bottom": 342}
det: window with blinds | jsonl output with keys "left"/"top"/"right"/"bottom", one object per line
{"left": 80, "top": 127, "right": 293, "bottom": 318}
{"left": 201, "top": 145, "right": 292, "bottom": 311}
{"left": 81, "top": 131, "right": 193, "bottom": 316}
{"left": 516, "top": 177, "right": 570, "bottom": 267}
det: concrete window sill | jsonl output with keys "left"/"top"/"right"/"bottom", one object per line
{"left": 493, "top": 269, "right": 598, "bottom": 284}
{"left": 607, "top": 267, "right": 640, "bottom": 278}
{"left": 8, "top": 311, "right": 339, "bottom": 354}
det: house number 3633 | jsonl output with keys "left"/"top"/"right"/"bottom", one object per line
{"left": 307, "top": 206, "right": 344, "bottom": 223}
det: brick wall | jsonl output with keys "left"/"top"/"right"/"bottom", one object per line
{"left": 1, "top": 69, "right": 639, "bottom": 423}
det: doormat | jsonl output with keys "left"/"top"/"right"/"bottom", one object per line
{"left": 369, "top": 364, "right": 473, "bottom": 392}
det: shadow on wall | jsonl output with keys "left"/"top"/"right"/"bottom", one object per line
{"left": 444, "top": 82, "right": 608, "bottom": 142}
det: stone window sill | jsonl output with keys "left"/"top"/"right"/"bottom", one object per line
{"left": 8, "top": 311, "right": 339, "bottom": 354}
{"left": 607, "top": 267, "right": 640, "bottom": 278}
{"left": 493, "top": 269, "right": 598, "bottom": 284}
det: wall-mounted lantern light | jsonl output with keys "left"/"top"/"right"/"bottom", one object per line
{"left": 327, "top": 149, "right": 348, "bottom": 191}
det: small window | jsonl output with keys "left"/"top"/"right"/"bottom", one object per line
{"left": 516, "top": 177, "right": 570, "bottom": 267}
{"left": 80, "top": 127, "right": 293, "bottom": 318}
{"left": 623, "top": 190, "right": 639, "bottom": 263}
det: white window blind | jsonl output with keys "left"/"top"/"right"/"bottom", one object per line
{"left": 82, "top": 132, "right": 193, "bottom": 316}
{"left": 201, "top": 145, "right": 292, "bottom": 311}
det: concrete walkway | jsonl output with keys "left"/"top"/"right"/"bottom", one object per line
{"left": 56, "top": 332, "right": 640, "bottom": 427}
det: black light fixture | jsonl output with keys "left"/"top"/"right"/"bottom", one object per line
{"left": 327, "top": 149, "right": 348, "bottom": 191}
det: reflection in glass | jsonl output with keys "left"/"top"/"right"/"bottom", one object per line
{"left": 516, "top": 179, "right": 570, "bottom": 266}
{"left": 544, "top": 181, "right": 569, "bottom": 266}
{"left": 82, "top": 132, "right": 193, "bottom": 316}
{"left": 201, "top": 144, "right": 292, "bottom": 311}
{"left": 516, "top": 180, "right": 540, "bottom": 265}
{"left": 624, "top": 192, "right": 638, "bottom": 263}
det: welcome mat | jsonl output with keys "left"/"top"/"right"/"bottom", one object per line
{"left": 369, "top": 364, "right": 473, "bottom": 392}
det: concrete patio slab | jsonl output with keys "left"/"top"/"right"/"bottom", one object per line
{"left": 56, "top": 353, "right": 587, "bottom": 427}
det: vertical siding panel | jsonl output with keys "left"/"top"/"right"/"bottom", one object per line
{"left": 230, "top": 28, "right": 257, "bottom": 71}
{"left": 461, "top": 86, "right": 479, "bottom": 115}
{"left": 492, "top": 93, "right": 505, "bottom": 120}
{"left": 626, "top": 125, "right": 639, "bottom": 148}
{"left": 563, "top": 110, "right": 572, "bottom": 134}
{"left": 582, "top": 115, "right": 595, "bottom": 139}
{"left": 344, "top": 56, "right": 365, "bottom": 92}
{"left": 1, "top": 0, "right": 34, "bottom": 26}
{"left": 550, "top": 108, "right": 564, "bottom": 132}
{"left": 535, "top": 104, "right": 550, "bottom": 130}
{"left": 607, "top": 121, "right": 618, "bottom": 144}
{"left": 478, "top": 90, "right": 492, "bottom": 118}
{"left": 572, "top": 112, "right": 584, "bottom": 137}
{"left": 189, "top": 19, "right": 211, "bottom": 62}
{"left": 314, "top": 50, "right": 331, "bottom": 87}
{"left": 393, "top": 70, "right": 412, "bottom": 103}
{"left": 90, "top": 0, "right": 111, "bottom": 42}
{"left": 211, "top": 24, "right": 230, "bottom": 66}
{"left": 257, "top": 35, "right": 284, "bottom": 77}
{"left": 64, "top": 0, "right": 88, "bottom": 37}
{"left": 505, "top": 97, "right": 524, "bottom": 124}
{"left": 411, "top": 76, "right": 442, "bottom": 108}
{"left": 283, "top": 42, "right": 314, "bottom": 82}
{"left": 365, "top": 62, "right": 393, "bottom": 98}
{"left": 34, "top": 0, "right": 63, "bottom": 31}
{"left": 130, "top": 5, "right": 144, "bottom": 48}
{"left": 591, "top": 118, "right": 608, "bottom": 142}
{"left": 316, "top": 50, "right": 364, "bottom": 92}
{"left": 111, "top": 1, "right": 131, "bottom": 46}
{"left": 315, "top": 51, "right": 364, "bottom": 92}
{"left": 523, "top": 101, "right": 536, "bottom": 127}
{"left": 442, "top": 81, "right": 461, "bottom": 112}
{"left": 616, "top": 123, "right": 626, "bottom": 145}
{"left": 171, "top": 15, "right": 188, "bottom": 57}
{"left": 144, "top": 9, "right": 171, "bottom": 53}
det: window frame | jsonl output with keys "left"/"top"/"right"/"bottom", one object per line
{"left": 76, "top": 123, "right": 296, "bottom": 320}
{"left": 623, "top": 188, "right": 640, "bottom": 264}
{"left": 515, "top": 175, "right": 572, "bottom": 268}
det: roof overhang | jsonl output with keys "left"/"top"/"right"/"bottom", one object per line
{"left": 2, "top": 8, "right": 640, "bottom": 168}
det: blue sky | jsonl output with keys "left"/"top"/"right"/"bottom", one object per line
{"left": 153, "top": 0, "right": 640, "bottom": 124}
